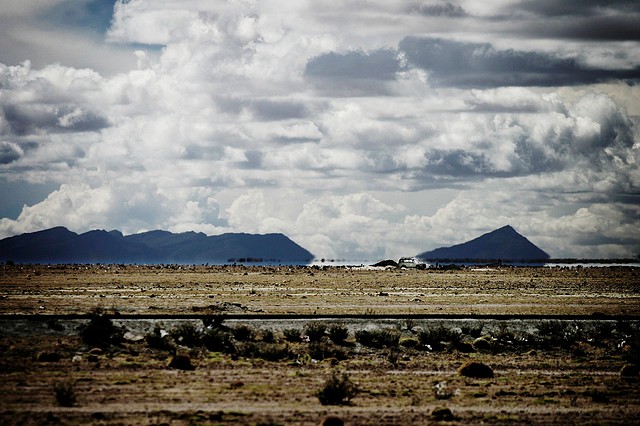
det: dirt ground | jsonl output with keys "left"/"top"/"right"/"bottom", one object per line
{"left": 1, "top": 264, "right": 639, "bottom": 425}
{"left": 1, "top": 264, "right": 639, "bottom": 316}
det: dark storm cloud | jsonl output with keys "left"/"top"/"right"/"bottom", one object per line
{"left": 517, "top": 0, "right": 640, "bottom": 17}
{"left": 520, "top": 15, "right": 640, "bottom": 41}
{"left": 305, "top": 49, "right": 400, "bottom": 81}
{"left": 504, "top": 0, "right": 640, "bottom": 41}
{"left": 398, "top": 37, "right": 640, "bottom": 88}
{"left": 0, "top": 141, "right": 22, "bottom": 164}
{"left": 1, "top": 103, "right": 109, "bottom": 136}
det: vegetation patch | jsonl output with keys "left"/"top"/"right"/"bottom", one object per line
{"left": 316, "top": 371, "right": 359, "bottom": 405}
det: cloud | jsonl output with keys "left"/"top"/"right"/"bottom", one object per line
{"left": 305, "top": 49, "right": 401, "bottom": 81}
{"left": 399, "top": 37, "right": 640, "bottom": 88}
{"left": 410, "top": 2, "right": 467, "bottom": 17}
{"left": 0, "top": 141, "right": 23, "bottom": 164}
{"left": 516, "top": 0, "right": 640, "bottom": 18}
{"left": 0, "top": 0, "right": 638, "bottom": 259}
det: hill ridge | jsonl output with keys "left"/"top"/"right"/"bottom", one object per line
{"left": 417, "top": 225, "right": 549, "bottom": 262}
{"left": 0, "top": 227, "right": 314, "bottom": 264}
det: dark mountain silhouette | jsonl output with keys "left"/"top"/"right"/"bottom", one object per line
{"left": 417, "top": 225, "right": 550, "bottom": 262}
{"left": 0, "top": 227, "right": 314, "bottom": 264}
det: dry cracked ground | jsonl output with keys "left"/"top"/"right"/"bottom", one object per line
{"left": 1, "top": 264, "right": 639, "bottom": 425}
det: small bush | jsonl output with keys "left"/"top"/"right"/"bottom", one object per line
{"left": 355, "top": 329, "right": 400, "bottom": 349}
{"left": 316, "top": 372, "right": 358, "bottom": 405}
{"left": 460, "top": 321, "right": 485, "bottom": 338}
{"left": 283, "top": 328, "right": 302, "bottom": 342}
{"left": 146, "top": 324, "right": 175, "bottom": 351}
{"left": 404, "top": 318, "right": 417, "bottom": 332}
{"left": 232, "top": 325, "right": 256, "bottom": 342}
{"left": 418, "top": 325, "right": 461, "bottom": 351}
{"left": 309, "top": 341, "right": 348, "bottom": 361}
{"left": 305, "top": 323, "right": 327, "bottom": 342}
{"left": 328, "top": 324, "right": 349, "bottom": 344}
{"left": 170, "top": 322, "right": 202, "bottom": 347}
{"left": 238, "top": 342, "right": 292, "bottom": 361}
{"left": 261, "top": 329, "right": 276, "bottom": 343}
{"left": 202, "top": 328, "right": 235, "bottom": 354}
{"left": 536, "top": 321, "right": 581, "bottom": 349}
{"left": 54, "top": 381, "right": 77, "bottom": 407}
{"left": 80, "top": 314, "right": 124, "bottom": 348}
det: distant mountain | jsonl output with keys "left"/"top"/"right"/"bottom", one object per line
{"left": 417, "top": 225, "right": 550, "bottom": 262}
{"left": 0, "top": 227, "right": 314, "bottom": 264}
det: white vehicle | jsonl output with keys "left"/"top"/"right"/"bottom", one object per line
{"left": 398, "top": 257, "right": 419, "bottom": 268}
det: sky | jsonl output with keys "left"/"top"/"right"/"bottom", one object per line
{"left": 0, "top": 0, "right": 639, "bottom": 260}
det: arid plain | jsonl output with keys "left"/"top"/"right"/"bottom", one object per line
{"left": 1, "top": 264, "right": 639, "bottom": 425}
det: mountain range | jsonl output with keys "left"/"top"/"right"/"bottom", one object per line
{"left": 0, "top": 227, "right": 314, "bottom": 264}
{"left": 417, "top": 225, "right": 549, "bottom": 262}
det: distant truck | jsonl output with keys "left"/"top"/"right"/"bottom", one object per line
{"left": 398, "top": 257, "right": 426, "bottom": 269}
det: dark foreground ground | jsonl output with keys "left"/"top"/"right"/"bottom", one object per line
{"left": 1, "top": 265, "right": 639, "bottom": 425}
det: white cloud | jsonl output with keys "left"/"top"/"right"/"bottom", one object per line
{"left": 0, "top": 0, "right": 638, "bottom": 259}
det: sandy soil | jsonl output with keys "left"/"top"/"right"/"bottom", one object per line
{"left": 1, "top": 264, "right": 639, "bottom": 316}
{"left": 1, "top": 264, "right": 639, "bottom": 425}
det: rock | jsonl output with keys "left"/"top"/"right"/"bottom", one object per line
{"left": 472, "top": 336, "right": 492, "bottom": 351}
{"left": 321, "top": 416, "right": 344, "bottom": 426}
{"left": 458, "top": 361, "right": 494, "bottom": 378}
{"left": 455, "top": 341, "right": 475, "bottom": 353}
{"left": 37, "top": 352, "right": 60, "bottom": 362}
{"left": 168, "top": 354, "right": 195, "bottom": 370}
{"left": 620, "top": 364, "right": 639, "bottom": 379}
{"left": 432, "top": 407, "right": 454, "bottom": 421}
{"left": 123, "top": 331, "right": 145, "bottom": 342}
{"left": 399, "top": 337, "right": 419, "bottom": 348}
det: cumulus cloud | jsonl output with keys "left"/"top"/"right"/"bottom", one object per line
{"left": 0, "top": 0, "right": 638, "bottom": 259}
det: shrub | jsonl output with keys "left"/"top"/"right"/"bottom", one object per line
{"left": 305, "top": 323, "right": 327, "bottom": 342}
{"left": 238, "top": 342, "right": 292, "bottom": 361}
{"left": 80, "top": 314, "right": 124, "bottom": 348}
{"left": 146, "top": 324, "right": 175, "bottom": 351}
{"left": 261, "top": 329, "right": 276, "bottom": 343}
{"left": 316, "top": 372, "right": 358, "bottom": 405}
{"left": 536, "top": 320, "right": 581, "bottom": 349}
{"left": 328, "top": 324, "right": 349, "bottom": 344}
{"left": 355, "top": 328, "right": 400, "bottom": 349}
{"left": 202, "top": 328, "right": 235, "bottom": 354}
{"left": 418, "top": 325, "right": 461, "bottom": 351}
{"left": 309, "top": 341, "right": 348, "bottom": 361}
{"left": 404, "top": 318, "right": 417, "bottom": 332}
{"left": 283, "top": 328, "right": 302, "bottom": 342}
{"left": 231, "top": 325, "right": 256, "bottom": 342}
{"left": 170, "top": 322, "right": 202, "bottom": 347}
{"left": 460, "top": 321, "right": 485, "bottom": 338}
{"left": 54, "top": 381, "right": 77, "bottom": 407}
